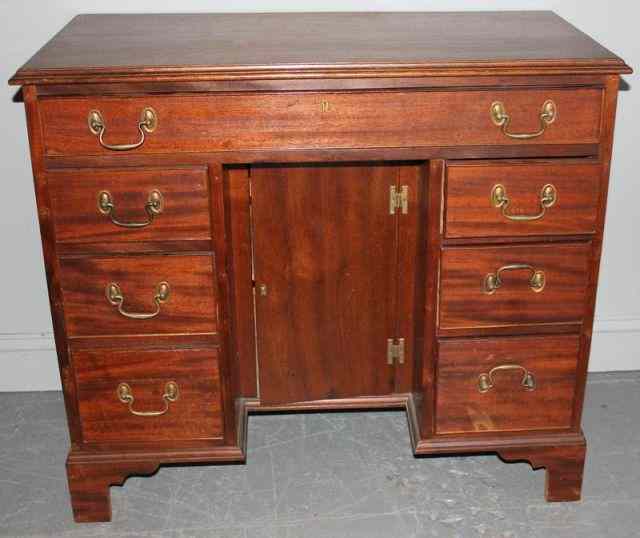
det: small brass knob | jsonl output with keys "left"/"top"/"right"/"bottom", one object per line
{"left": 165, "top": 381, "right": 179, "bottom": 401}
{"left": 523, "top": 373, "right": 536, "bottom": 391}
{"left": 478, "top": 374, "right": 492, "bottom": 393}
{"left": 156, "top": 281, "right": 170, "bottom": 302}
{"left": 529, "top": 271, "right": 546, "bottom": 292}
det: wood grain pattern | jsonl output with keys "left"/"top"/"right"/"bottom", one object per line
{"left": 571, "top": 75, "right": 622, "bottom": 433}
{"left": 73, "top": 347, "right": 223, "bottom": 443}
{"left": 22, "top": 86, "right": 85, "bottom": 448}
{"left": 9, "top": 12, "right": 630, "bottom": 85}
{"left": 49, "top": 167, "right": 211, "bottom": 245}
{"left": 43, "top": 143, "right": 602, "bottom": 170}
{"left": 418, "top": 159, "right": 445, "bottom": 438}
{"left": 9, "top": 11, "right": 631, "bottom": 520}
{"left": 251, "top": 162, "right": 416, "bottom": 403}
{"left": 67, "top": 459, "right": 160, "bottom": 522}
{"left": 498, "top": 442, "right": 586, "bottom": 502}
{"left": 28, "top": 73, "right": 615, "bottom": 97}
{"left": 226, "top": 167, "right": 257, "bottom": 398}
{"left": 66, "top": 431, "right": 246, "bottom": 523}
{"left": 207, "top": 163, "right": 239, "bottom": 446}
{"left": 59, "top": 254, "right": 217, "bottom": 337}
{"left": 39, "top": 88, "right": 603, "bottom": 157}
{"left": 439, "top": 243, "right": 591, "bottom": 330}
{"left": 435, "top": 335, "right": 580, "bottom": 434}
{"left": 445, "top": 161, "right": 602, "bottom": 238}
{"left": 395, "top": 163, "right": 425, "bottom": 393}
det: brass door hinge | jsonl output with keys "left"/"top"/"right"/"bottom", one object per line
{"left": 387, "top": 338, "right": 405, "bottom": 365}
{"left": 389, "top": 185, "right": 409, "bottom": 215}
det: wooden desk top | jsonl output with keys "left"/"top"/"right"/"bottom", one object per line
{"left": 9, "top": 11, "right": 631, "bottom": 85}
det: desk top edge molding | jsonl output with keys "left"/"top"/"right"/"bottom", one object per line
{"left": 8, "top": 11, "right": 632, "bottom": 86}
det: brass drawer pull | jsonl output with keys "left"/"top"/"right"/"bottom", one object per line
{"left": 97, "top": 189, "right": 164, "bottom": 228}
{"left": 105, "top": 281, "right": 170, "bottom": 319}
{"left": 117, "top": 381, "right": 179, "bottom": 417}
{"left": 491, "top": 183, "right": 557, "bottom": 221}
{"left": 483, "top": 263, "right": 545, "bottom": 294}
{"left": 478, "top": 364, "right": 536, "bottom": 393}
{"left": 88, "top": 107, "right": 157, "bottom": 151}
{"left": 490, "top": 100, "right": 556, "bottom": 140}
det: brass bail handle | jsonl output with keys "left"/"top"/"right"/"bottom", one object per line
{"left": 88, "top": 107, "right": 157, "bottom": 151}
{"left": 478, "top": 364, "right": 536, "bottom": 393}
{"left": 117, "top": 381, "right": 179, "bottom": 417}
{"left": 491, "top": 183, "right": 557, "bottom": 222}
{"left": 483, "top": 263, "right": 545, "bottom": 295}
{"left": 97, "top": 189, "right": 164, "bottom": 228}
{"left": 106, "top": 281, "right": 170, "bottom": 319}
{"left": 490, "top": 99, "right": 557, "bottom": 140}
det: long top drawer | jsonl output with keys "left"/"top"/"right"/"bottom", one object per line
{"left": 40, "top": 88, "right": 603, "bottom": 156}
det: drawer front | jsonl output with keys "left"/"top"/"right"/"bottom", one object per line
{"left": 445, "top": 161, "right": 602, "bottom": 238}
{"left": 59, "top": 255, "right": 217, "bottom": 337}
{"left": 73, "top": 347, "right": 223, "bottom": 443}
{"left": 40, "top": 88, "right": 602, "bottom": 156}
{"left": 435, "top": 335, "right": 580, "bottom": 434}
{"left": 49, "top": 168, "right": 211, "bottom": 244}
{"left": 439, "top": 243, "right": 590, "bottom": 330}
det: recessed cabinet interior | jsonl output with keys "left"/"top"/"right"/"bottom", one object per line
{"left": 9, "top": 11, "right": 630, "bottom": 523}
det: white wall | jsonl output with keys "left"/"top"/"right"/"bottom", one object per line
{"left": 1, "top": 1, "right": 638, "bottom": 391}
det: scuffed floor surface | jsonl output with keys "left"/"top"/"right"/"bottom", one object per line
{"left": 1, "top": 372, "right": 639, "bottom": 537}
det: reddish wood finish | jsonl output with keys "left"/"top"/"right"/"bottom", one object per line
{"left": 49, "top": 167, "right": 211, "bottom": 245}
{"left": 9, "top": 12, "right": 630, "bottom": 85}
{"left": 207, "top": 163, "right": 239, "bottom": 447}
{"left": 445, "top": 161, "right": 602, "bottom": 238}
{"left": 439, "top": 243, "right": 591, "bottom": 330}
{"left": 42, "top": 143, "right": 602, "bottom": 171}
{"left": 419, "top": 159, "right": 445, "bottom": 438}
{"left": 435, "top": 335, "right": 580, "bottom": 434}
{"left": 66, "top": 438, "right": 246, "bottom": 523}
{"left": 498, "top": 442, "right": 586, "bottom": 502}
{"left": 59, "top": 254, "right": 218, "bottom": 337}
{"left": 395, "top": 163, "right": 426, "bottom": 393}
{"left": 67, "top": 459, "right": 160, "bottom": 522}
{"left": 39, "top": 88, "right": 603, "bottom": 156}
{"left": 22, "top": 86, "right": 85, "bottom": 450}
{"left": 73, "top": 347, "right": 224, "bottom": 443}
{"left": 226, "top": 167, "right": 257, "bottom": 398}
{"left": 9, "top": 11, "right": 631, "bottom": 522}
{"left": 571, "top": 75, "right": 622, "bottom": 433}
{"left": 25, "top": 74, "right": 611, "bottom": 99}
{"left": 251, "top": 163, "right": 413, "bottom": 403}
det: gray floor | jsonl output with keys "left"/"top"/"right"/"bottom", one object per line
{"left": 1, "top": 373, "right": 639, "bottom": 538}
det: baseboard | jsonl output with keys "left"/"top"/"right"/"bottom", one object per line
{"left": 0, "top": 333, "right": 61, "bottom": 391}
{"left": 1, "top": 318, "right": 639, "bottom": 391}
{"left": 589, "top": 317, "right": 640, "bottom": 372}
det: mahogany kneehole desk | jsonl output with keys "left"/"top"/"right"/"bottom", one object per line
{"left": 9, "top": 11, "right": 632, "bottom": 522}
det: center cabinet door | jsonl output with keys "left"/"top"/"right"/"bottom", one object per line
{"left": 251, "top": 162, "right": 422, "bottom": 404}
